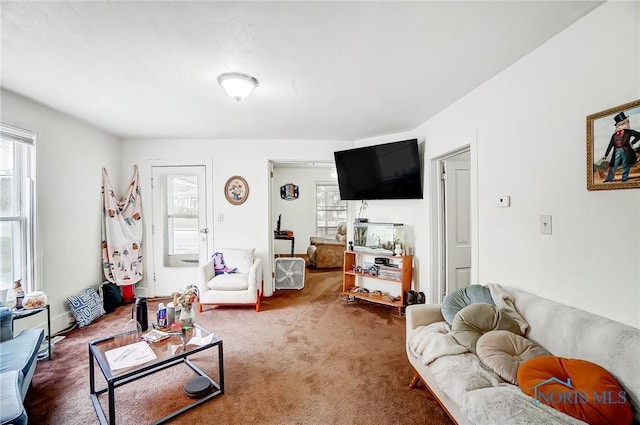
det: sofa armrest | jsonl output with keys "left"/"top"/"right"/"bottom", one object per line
{"left": 198, "top": 260, "right": 215, "bottom": 294}
{"left": 309, "top": 237, "right": 344, "bottom": 246}
{"left": 314, "top": 240, "right": 345, "bottom": 247}
{"left": 405, "top": 304, "right": 445, "bottom": 335}
{"left": 0, "top": 370, "right": 27, "bottom": 425}
{"left": 247, "top": 258, "right": 263, "bottom": 294}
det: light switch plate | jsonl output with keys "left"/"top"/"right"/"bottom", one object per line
{"left": 540, "top": 215, "right": 552, "bottom": 235}
{"left": 498, "top": 195, "right": 511, "bottom": 207}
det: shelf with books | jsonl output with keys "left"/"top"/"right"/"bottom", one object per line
{"left": 342, "top": 251, "right": 412, "bottom": 314}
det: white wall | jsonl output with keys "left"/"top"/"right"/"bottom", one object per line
{"left": 348, "top": 131, "right": 430, "bottom": 301}
{"left": 363, "top": 2, "right": 640, "bottom": 327}
{"left": 120, "top": 139, "right": 352, "bottom": 296}
{"left": 5, "top": 1, "right": 638, "bottom": 331}
{"left": 271, "top": 165, "right": 338, "bottom": 256}
{"left": 1, "top": 89, "right": 122, "bottom": 334}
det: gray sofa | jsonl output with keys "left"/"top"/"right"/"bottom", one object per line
{"left": 405, "top": 285, "right": 640, "bottom": 425}
{"left": 0, "top": 307, "right": 45, "bottom": 425}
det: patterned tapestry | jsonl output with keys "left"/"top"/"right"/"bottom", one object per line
{"left": 101, "top": 165, "right": 143, "bottom": 285}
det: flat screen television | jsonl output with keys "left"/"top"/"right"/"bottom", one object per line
{"left": 334, "top": 139, "right": 423, "bottom": 200}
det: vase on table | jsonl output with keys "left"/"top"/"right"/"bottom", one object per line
{"left": 179, "top": 306, "right": 195, "bottom": 329}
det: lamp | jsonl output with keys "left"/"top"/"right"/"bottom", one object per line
{"left": 217, "top": 72, "right": 259, "bottom": 102}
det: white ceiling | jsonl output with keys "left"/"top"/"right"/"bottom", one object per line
{"left": 1, "top": 1, "right": 602, "bottom": 141}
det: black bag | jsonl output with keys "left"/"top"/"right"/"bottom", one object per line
{"left": 102, "top": 282, "right": 122, "bottom": 313}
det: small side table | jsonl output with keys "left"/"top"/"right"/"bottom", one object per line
{"left": 12, "top": 304, "right": 52, "bottom": 360}
{"left": 274, "top": 234, "right": 295, "bottom": 257}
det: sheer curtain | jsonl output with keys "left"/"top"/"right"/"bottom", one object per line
{"left": 101, "top": 165, "right": 143, "bottom": 291}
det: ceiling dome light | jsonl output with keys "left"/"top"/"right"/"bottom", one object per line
{"left": 217, "top": 72, "right": 259, "bottom": 102}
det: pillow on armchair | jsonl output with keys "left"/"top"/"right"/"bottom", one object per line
{"left": 309, "top": 222, "right": 347, "bottom": 246}
{"left": 217, "top": 248, "right": 255, "bottom": 273}
{"left": 199, "top": 247, "right": 262, "bottom": 312}
{"left": 335, "top": 222, "right": 347, "bottom": 243}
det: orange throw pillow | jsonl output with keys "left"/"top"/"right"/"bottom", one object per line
{"left": 517, "top": 356, "right": 632, "bottom": 425}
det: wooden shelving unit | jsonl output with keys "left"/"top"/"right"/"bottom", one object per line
{"left": 342, "top": 251, "right": 413, "bottom": 314}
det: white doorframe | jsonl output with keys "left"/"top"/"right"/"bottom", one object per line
{"left": 430, "top": 146, "right": 474, "bottom": 303}
{"left": 267, "top": 160, "right": 275, "bottom": 296}
{"left": 267, "top": 159, "right": 334, "bottom": 293}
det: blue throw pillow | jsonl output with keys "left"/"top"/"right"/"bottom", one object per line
{"left": 441, "top": 284, "right": 495, "bottom": 325}
{"left": 67, "top": 287, "right": 105, "bottom": 327}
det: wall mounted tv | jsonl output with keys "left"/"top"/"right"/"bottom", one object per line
{"left": 334, "top": 139, "right": 423, "bottom": 200}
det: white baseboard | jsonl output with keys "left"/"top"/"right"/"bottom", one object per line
{"left": 135, "top": 286, "right": 149, "bottom": 297}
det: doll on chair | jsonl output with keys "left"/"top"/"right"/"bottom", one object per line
{"left": 212, "top": 252, "right": 237, "bottom": 276}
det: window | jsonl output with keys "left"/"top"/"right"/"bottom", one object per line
{"left": 315, "top": 183, "right": 346, "bottom": 237}
{"left": 166, "top": 175, "right": 199, "bottom": 256}
{"left": 0, "top": 124, "right": 36, "bottom": 291}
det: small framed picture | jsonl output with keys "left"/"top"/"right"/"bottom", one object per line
{"left": 280, "top": 183, "right": 299, "bottom": 200}
{"left": 224, "top": 176, "right": 249, "bottom": 205}
{"left": 586, "top": 99, "right": 640, "bottom": 191}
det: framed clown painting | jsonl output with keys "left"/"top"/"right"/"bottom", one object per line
{"left": 587, "top": 99, "right": 640, "bottom": 191}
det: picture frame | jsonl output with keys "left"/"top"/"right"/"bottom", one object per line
{"left": 280, "top": 183, "right": 299, "bottom": 200}
{"left": 586, "top": 99, "right": 640, "bottom": 191}
{"left": 224, "top": 176, "right": 249, "bottom": 205}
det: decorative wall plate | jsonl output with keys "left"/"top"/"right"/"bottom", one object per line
{"left": 224, "top": 176, "right": 249, "bottom": 205}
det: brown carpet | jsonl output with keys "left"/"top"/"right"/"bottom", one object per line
{"left": 25, "top": 269, "right": 453, "bottom": 425}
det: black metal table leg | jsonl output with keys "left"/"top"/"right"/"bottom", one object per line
{"left": 46, "top": 305, "right": 52, "bottom": 360}
{"left": 109, "top": 382, "right": 116, "bottom": 424}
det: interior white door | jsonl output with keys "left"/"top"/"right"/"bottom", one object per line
{"left": 443, "top": 153, "right": 471, "bottom": 300}
{"left": 151, "top": 165, "right": 208, "bottom": 296}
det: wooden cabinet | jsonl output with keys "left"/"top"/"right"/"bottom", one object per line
{"left": 342, "top": 251, "right": 412, "bottom": 313}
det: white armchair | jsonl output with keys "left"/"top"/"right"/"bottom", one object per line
{"left": 198, "top": 248, "right": 263, "bottom": 312}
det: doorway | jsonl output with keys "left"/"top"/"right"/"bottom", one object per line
{"left": 268, "top": 161, "right": 338, "bottom": 292}
{"left": 437, "top": 148, "right": 472, "bottom": 302}
{"left": 151, "top": 165, "right": 211, "bottom": 296}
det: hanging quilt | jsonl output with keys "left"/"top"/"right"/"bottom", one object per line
{"left": 101, "top": 165, "right": 143, "bottom": 285}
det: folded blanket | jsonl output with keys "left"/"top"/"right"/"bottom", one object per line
{"left": 487, "top": 283, "right": 529, "bottom": 334}
{"left": 408, "top": 321, "right": 468, "bottom": 365}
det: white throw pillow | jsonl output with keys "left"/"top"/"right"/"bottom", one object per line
{"left": 217, "top": 248, "right": 255, "bottom": 273}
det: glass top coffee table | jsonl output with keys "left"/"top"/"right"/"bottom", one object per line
{"left": 89, "top": 324, "right": 224, "bottom": 425}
